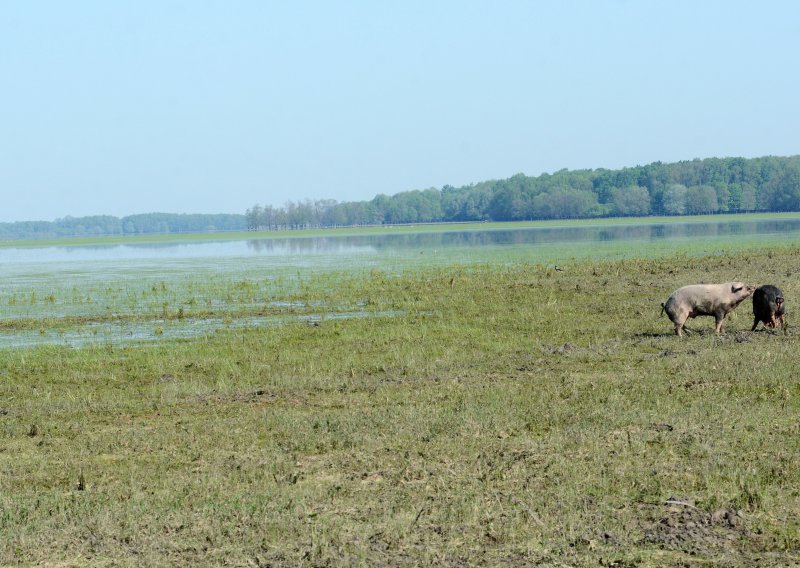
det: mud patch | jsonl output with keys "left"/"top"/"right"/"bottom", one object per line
{"left": 194, "top": 388, "right": 305, "bottom": 407}
{"left": 640, "top": 498, "right": 750, "bottom": 555}
{"left": 715, "top": 331, "right": 752, "bottom": 344}
{"left": 657, "top": 348, "right": 696, "bottom": 358}
{"left": 543, "top": 342, "right": 578, "bottom": 355}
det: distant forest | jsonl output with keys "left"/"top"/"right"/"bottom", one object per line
{"left": 0, "top": 213, "right": 246, "bottom": 240}
{"left": 3, "top": 156, "right": 800, "bottom": 240}
{"left": 247, "top": 155, "right": 800, "bottom": 230}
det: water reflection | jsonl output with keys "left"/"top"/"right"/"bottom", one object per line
{"left": 0, "top": 218, "right": 799, "bottom": 266}
{"left": 244, "top": 237, "right": 375, "bottom": 255}
{"left": 242, "top": 218, "right": 800, "bottom": 251}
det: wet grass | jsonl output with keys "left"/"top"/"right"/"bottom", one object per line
{"left": 3, "top": 218, "right": 800, "bottom": 328}
{"left": 1, "top": 246, "right": 800, "bottom": 565}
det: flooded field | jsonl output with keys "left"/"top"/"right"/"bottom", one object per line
{"left": 4, "top": 227, "right": 800, "bottom": 566}
{"left": 1, "top": 216, "right": 799, "bottom": 347}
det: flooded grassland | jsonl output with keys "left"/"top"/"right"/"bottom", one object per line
{"left": 2, "top": 215, "right": 800, "bottom": 348}
{"left": 1, "top": 217, "right": 799, "bottom": 565}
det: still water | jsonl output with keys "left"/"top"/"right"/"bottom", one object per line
{"left": 0, "top": 218, "right": 798, "bottom": 347}
{"left": 3, "top": 217, "right": 800, "bottom": 273}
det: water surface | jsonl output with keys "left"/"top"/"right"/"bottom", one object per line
{"left": 1, "top": 218, "right": 798, "bottom": 347}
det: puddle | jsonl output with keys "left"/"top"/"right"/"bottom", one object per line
{"left": 0, "top": 310, "right": 404, "bottom": 349}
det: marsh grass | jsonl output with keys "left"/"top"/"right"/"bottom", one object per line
{"left": 1, "top": 247, "right": 800, "bottom": 565}
{"left": 4, "top": 214, "right": 800, "bottom": 329}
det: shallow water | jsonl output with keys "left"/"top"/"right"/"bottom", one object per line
{"left": 0, "top": 309, "right": 403, "bottom": 349}
{"left": 4, "top": 217, "right": 800, "bottom": 270}
{"left": 1, "top": 218, "right": 798, "bottom": 347}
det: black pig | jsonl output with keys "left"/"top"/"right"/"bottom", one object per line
{"left": 751, "top": 285, "right": 786, "bottom": 331}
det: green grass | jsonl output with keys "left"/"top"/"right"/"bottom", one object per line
{"left": 3, "top": 214, "right": 800, "bottom": 331}
{"left": 1, "top": 247, "right": 800, "bottom": 565}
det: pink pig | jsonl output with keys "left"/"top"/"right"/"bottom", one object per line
{"left": 661, "top": 282, "right": 756, "bottom": 336}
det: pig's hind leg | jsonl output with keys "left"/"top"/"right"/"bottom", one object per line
{"left": 664, "top": 306, "right": 689, "bottom": 336}
{"left": 674, "top": 314, "right": 693, "bottom": 336}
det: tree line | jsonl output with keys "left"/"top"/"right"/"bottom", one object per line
{"left": 246, "top": 155, "right": 800, "bottom": 229}
{"left": 3, "top": 155, "right": 798, "bottom": 240}
{"left": 0, "top": 213, "right": 246, "bottom": 240}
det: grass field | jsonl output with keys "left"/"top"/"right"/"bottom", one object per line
{"left": 1, "top": 230, "right": 799, "bottom": 565}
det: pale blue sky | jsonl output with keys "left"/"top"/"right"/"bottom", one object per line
{"left": 1, "top": 1, "right": 798, "bottom": 222}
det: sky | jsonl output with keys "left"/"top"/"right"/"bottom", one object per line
{"left": 1, "top": 1, "right": 799, "bottom": 223}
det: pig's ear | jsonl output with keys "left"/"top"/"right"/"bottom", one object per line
{"left": 732, "top": 285, "right": 743, "bottom": 293}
